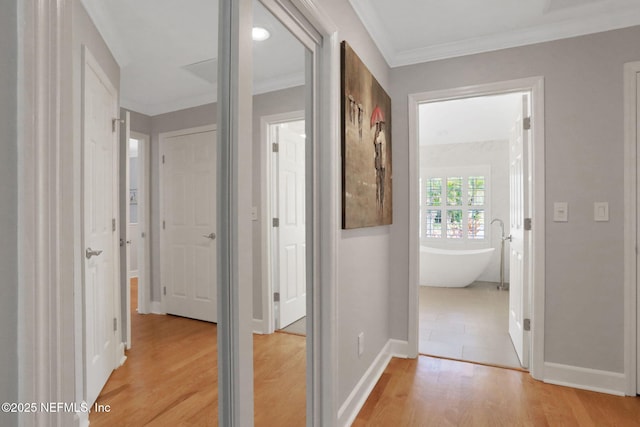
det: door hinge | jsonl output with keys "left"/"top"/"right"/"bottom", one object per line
{"left": 273, "top": 292, "right": 280, "bottom": 302}
{"left": 163, "top": 286, "right": 167, "bottom": 296}
{"left": 120, "top": 238, "right": 125, "bottom": 247}
{"left": 113, "top": 317, "right": 117, "bottom": 332}
{"left": 162, "top": 154, "right": 165, "bottom": 164}
{"left": 523, "top": 117, "right": 531, "bottom": 131}
{"left": 162, "top": 220, "right": 166, "bottom": 230}
{"left": 272, "top": 142, "right": 279, "bottom": 153}
{"left": 524, "top": 218, "right": 532, "bottom": 231}
{"left": 523, "top": 318, "right": 531, "bottom": 331}
{"left": 112, "top": 218, "right": 116, "bottom": 232}
{"left": 272, "top": 217, "right": 279, "bottom": 227}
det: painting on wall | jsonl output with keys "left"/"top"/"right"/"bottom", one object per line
{"left": 341, "top": 41, "right": 392, "bottom": 229}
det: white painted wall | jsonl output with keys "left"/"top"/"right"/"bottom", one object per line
{"left": 391, "top": 26, "right": 640, "bottom": 373}
{"left": 420, "top": 140, "right": 510, "bottom": 282}
{"left": 0, "top": 2, "right": 18, "bottom": 425}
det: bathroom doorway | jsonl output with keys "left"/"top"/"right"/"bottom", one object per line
{"left": 409, "top": 78, "right": 545, "bottom": 373}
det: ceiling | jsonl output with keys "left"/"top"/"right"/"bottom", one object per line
{"left": 350, "top": 0, "right": 640, "bottom": 66}
{"left": 419, "top": 93, "right": 524, "bottom": 146}
{"left": 81, "top": 0, "right": 640, "bottom": 116}
{"left": 81, "top": 0, "right": 305, "bottom": 116}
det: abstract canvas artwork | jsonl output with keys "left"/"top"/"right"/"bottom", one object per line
{"left": 341, "top": 41, "right": 392, "bottom": 229}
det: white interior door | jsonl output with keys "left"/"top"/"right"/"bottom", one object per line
{"left": 162, "top": 128, "right": 217, "bottom": 322}
{"left": 83, "top": 49, "right": 120, "bottom": 406}
{"left": 509, "top": 93, "right": 531, "bottom": 368}
{"left": 274, "top": 121, "right": 306, "bottom": 328}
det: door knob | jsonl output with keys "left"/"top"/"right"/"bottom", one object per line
{"left": 202, "top": 232, "right": 216, "bottom": 240}
{"left": 85, "top": 247, "right": 103, "bottom": 259}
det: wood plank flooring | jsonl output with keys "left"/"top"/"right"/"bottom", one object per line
{"left": 92, "top": 280, "right": 639, "bottom": 426}
{"left": 89, "top": 281, "right": 306, "bottom": 426}
{"left": 353, "top": 356, "right": 640, "bottom": 427}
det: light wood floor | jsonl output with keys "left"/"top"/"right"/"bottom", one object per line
{"left": 92, "top": 280, "right": 639, "bottom": 426}
{"left": 354, "top": 356, "right": 640, "bottom": 426}
{"left": 89, "top": 280, "right": 306, "bottom": 426}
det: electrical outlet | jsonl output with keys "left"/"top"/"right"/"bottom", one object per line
{"left": 357, "top": 332, "right": 364, "bottom": 357}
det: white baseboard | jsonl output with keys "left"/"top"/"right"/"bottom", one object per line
{"left": 544, "top": 362, "right": 626, "bottom": 396}
{"left": 337, "top": 339, "right": 409, "bottom": 427}
{"left": 150, "top": 301, "right": 163, "bottom": 314}
{"left": 253, "top": 318, "right": 266, "bottom": 334}
{"left": 117, "top": 343, "right": 127, "bottom": 367}
{"left": 75, "top": 411, "right": 89, "bottom": 427}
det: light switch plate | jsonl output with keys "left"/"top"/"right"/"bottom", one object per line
{"left": 594, "top": 202, "right": 609, "bottom": 221}
{"left": 553, "top": 202, "right": 568, "bottom": 222}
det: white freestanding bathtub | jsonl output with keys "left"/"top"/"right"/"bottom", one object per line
{"left": 420, "top": 246, "right": 495, "bottom": 287}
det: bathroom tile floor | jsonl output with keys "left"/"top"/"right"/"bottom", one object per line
{"left": 419, "top": 281, "right": 523, "bottom": 369}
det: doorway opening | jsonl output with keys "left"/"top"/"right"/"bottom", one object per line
{"left": 261, "top": 114, "right": 307, "bottom": 335}
{"left": 121, "top": 130, "right": 150, "bottom": 350}
{"left": 417, "top": 92, "right": 528, "bottom": 369}
{"left": 408, "top": 77, "right": 546, "bottom": 378}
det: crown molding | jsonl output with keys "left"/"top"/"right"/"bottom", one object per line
{"left": 350, "top": 0, "right": 640, "bottom": 68}
{"left": 391, "top": 8, "right": 640, "bottom": 66}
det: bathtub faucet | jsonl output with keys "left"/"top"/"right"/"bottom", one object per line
{"left": 491, "top": 218, "right": 512, "bottom": 242}
{"left": 490, "top": 218, "right": 504, "bottom": 238}
{"left": 491, "top": 218, "right": 510, "bottom": 291}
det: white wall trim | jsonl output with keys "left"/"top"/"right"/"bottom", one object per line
{"left": 18, "top": 0, "right": 78, "bottom": 425}
{"left": 544, "top": 362, "right": 627, "bottom": 396}
{"left": 117, "top": 343, "right": 127, "bottom": 367}
{"left": 337, "top": 339, "right": 408, "bottom": 427}
{"left": 150, "top": 301, "right": 164, "bottom": 315}
{"left": 252, "top": 318, "right": 267, "bottom": 334}
{"left": 75, "top": 412, "right": 89, "bottom": 427}
{"left": 407, "top": 77, "right": 546, "bottom": 378}
{"left": 157, "top": 124, "right": 217, "bottom": 315}
{"left": 260, "top": 110, "right": 305, "bottom": 335}
{"left": 623, "top": 61, "right": 640, "bottom": 396}
{"left": 349, "top": 0, "right": 640, "bottom": 67}
{"left": 282, "top": 0, "right": 341, "bottom": 424}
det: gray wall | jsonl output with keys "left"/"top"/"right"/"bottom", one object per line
{"left": 318, "top": 0, "right": 393, "bottom": 406}
{"left": 390, "top": 26, "right": 640, "bottom": 373}
{"left": 0, "top": 1, "right": 18, "bottom": 425}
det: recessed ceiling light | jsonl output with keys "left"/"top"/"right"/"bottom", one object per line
{"left": 252, "top": 27, "right": 270, "bottom": 41}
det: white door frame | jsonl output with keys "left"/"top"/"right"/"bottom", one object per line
{"left": 131, "top": 131, "right": 151, "bottom": 316}
{"left": 623, "top": 61, "right": 640, "bottom": 396}
{"left": 158, "top": 124, "right": 217, "bottom": 315}
{"left": 260, "top": 111, "right": 305, "bottom": 334}
{"left": 407, "top": 77, "right": 546, "bottom": 380}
